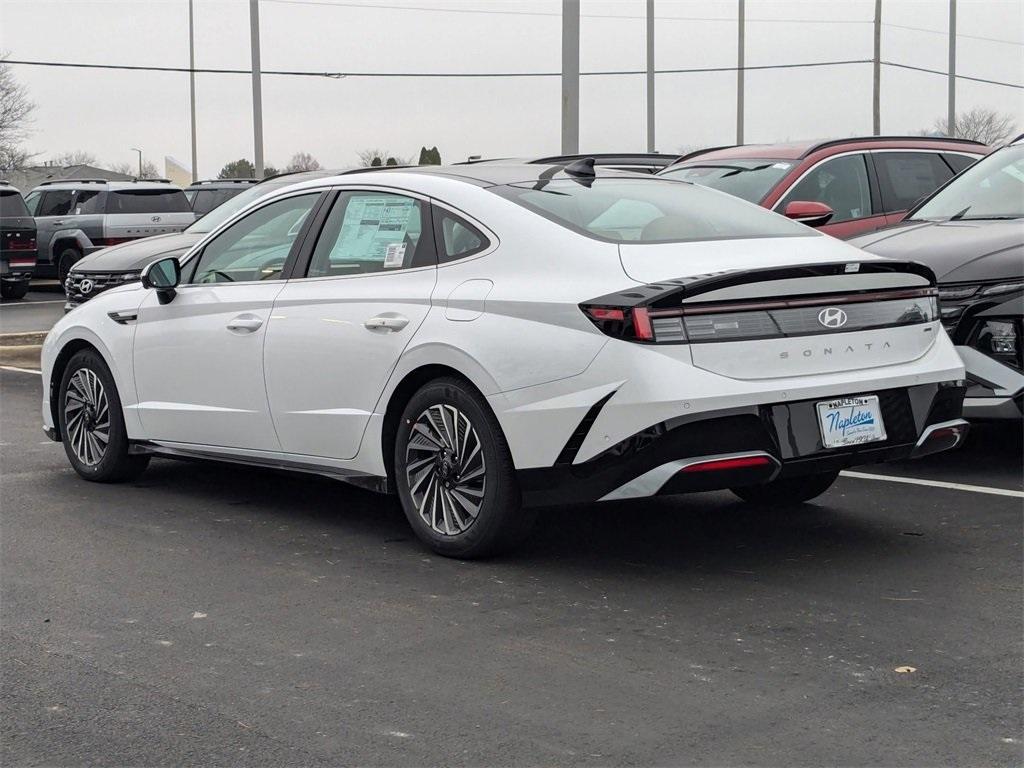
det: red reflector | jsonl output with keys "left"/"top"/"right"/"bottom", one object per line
{"left": 8, "top": 240, "right": 36, "bottom": 250}
{"left": 632, "top": 307, "right": 654, "bottom": 341}
{"left": 681, "top": 455, "right": 773, "bottom": 473}
{"left": 587, "top": 307, "right": 624, "bottom": 322}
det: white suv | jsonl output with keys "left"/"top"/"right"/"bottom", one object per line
{"left": 41, "top": 162, "right": 968, "bottom": 557}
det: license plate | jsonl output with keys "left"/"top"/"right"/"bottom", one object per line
{"left": 816, "top": 395, "right": 887, "bottom": 449}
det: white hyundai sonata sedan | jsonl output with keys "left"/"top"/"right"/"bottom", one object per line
{"left": 42, "top": 161, "right": 969, "bottom": 557}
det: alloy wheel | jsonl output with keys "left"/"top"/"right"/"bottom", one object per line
{"left": 405, "top": 404, "right": 486, "bottom": 536}
{"left": 64, "top": 368, "right": 110, "bottom": 466}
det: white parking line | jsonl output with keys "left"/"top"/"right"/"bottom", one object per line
{"left": 841, "top": 470, "right": 1024, "bottom": 499}
{"left": 0, "top": 366, "right": 41, "bottom": 375}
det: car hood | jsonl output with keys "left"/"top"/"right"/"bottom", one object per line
{"left": 847, "top": 219, "right": 1024, "bottom": 283}
{"left": 74, "top": 232, "right": 202, "bottom": 272}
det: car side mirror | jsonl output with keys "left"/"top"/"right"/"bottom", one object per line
{"left": 783, "top": 200, "right": 835, "bottom": 228}
{"left": 141, "top": 257, "right": 181, "bottom": 304}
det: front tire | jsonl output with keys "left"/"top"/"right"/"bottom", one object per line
{"left": 394, "top": 377, "right": 534, "bottom": 558}
{"left": 731, "top": 470, "right": 839, "bottom": 506}
{"left": 58, "top": 349, "right": 150, "bottom": 483}
{"left": 57, "top": 246, "right": 82, "bottom": 283}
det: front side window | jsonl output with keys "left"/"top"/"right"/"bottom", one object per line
{"left": 23, "top": 191, "right": 40, "bottom": 215}
{"left": 188, "top": 193, "right": 320, "bottom": 284}
{"left": 874, "top": 152, "right": 954, "bottom": 212}
{"left": 106, "top": 189, "right": 191, "bottom": 214}
{"left": 37, "top": 190, "right": 74, "bottom": 217}
{"left": 494, "top": 177, "right": 812, "bottom": 243}
{"left": 911, "top": 144, "right": 1024, "bottom": 221}
{"left": 779, "top": 154, "right": 873, "bottom": 223}
{"left": 658, "top": 159, "right": 792, "bottom": 203}
{"left": 306, "top": 192, "right": 431, "bottom": 277}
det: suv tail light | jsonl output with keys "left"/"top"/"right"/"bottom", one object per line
{"left": 8, "top": 238, "right": 36, "bottom": 250}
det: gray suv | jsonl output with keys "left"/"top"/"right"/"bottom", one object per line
{"left": 24, "top": 179, "right": 194, "bottom": 280}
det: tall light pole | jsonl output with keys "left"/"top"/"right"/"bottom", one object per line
{"left": 561, "top": 0, "right": 580, "bottom": 155}
{"left": 736, "top": 0, "right": 745, "bottom": 145}
{"left": 645, "top": 0, "right": 655, "bottom": 152}
{"left": 130, "top": 147, "right": 143, "bottom": 178}
{"left": 873, "top": 0, "right": 881, "bottom": 135}
{"left": 249, "top": 0, "right": 265, "bottom": 178}
{"left": 188, "top": 0, "right": 198, "bottom": 182}
{"left": 947, "top": 0, "right": 957, "bottom": 137}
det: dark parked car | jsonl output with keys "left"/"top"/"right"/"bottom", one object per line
{"left": 64, "top": 170, "right": 336, "bottom": 309}
{"left": 0, "top": 181, "right": 37, "bottom": 300}
{"left": 184, "top": 178, "right": 258, "bottom": 217}
{"left": 849, "top": 134, "right": 1023, "bottom": 420}
{"left": 657, "top": 136, "right": 988, "bottom": 238}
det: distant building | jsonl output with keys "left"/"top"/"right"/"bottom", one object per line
{"left": 1, "top": 164, "right": 134, "bottom": 192}
{"left": 165, "top": 156, "right": 192, "bottom": 188}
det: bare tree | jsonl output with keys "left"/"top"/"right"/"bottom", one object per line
{"left": 932, "top": 108, "right": 1018, "bottom": 146}
{"left": 0, "top": 52, "right": 35, "bottom": 170}
{"left": 356, "top": 148, "right": 412, "bottom": 167}
{"left": 108, "top": 159, "right": 161, "bottom": 179}
{"left": 51, "top": 150, "right": 98, "bottom": 167}
{"left": 285, "top": 152, "right": 321, "bottom": 172}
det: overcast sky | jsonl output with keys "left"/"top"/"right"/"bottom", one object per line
{"left": 2, "top": 0, "right": 1021, "bottom": 177}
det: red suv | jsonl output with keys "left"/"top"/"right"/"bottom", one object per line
{"left": 657, "top": 136, "right": 989, "bottom": 238}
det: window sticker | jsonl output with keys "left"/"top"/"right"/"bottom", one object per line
{"left": 331, "top": 196, "right": 416, "bottom": 266}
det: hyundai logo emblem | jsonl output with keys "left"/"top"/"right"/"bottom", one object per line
{"left": 818, "top": 307, "right": 848, "bottom": 329}
{"left": 79, "top": 278, "right": 94, "bottom": 294}
{"left": 151, "top": 215, "right": 161, "bottom": 223}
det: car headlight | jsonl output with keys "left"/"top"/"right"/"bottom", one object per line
{"left": 968, "top": 317, "right": 1022, "bottom": 370}
{"left": 978, "top": 281, "right": 1024, "bottom": 297}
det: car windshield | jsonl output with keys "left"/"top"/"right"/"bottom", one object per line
{"left": 909, "top": 144, "right": 1024, "bottom": 221}
{"left": 186, "top": 176, "right": 314, "bottom": 234}
{"left": 656, "top": 159, "right": 793, "bottom": 203}
{"left": 0, "top": 190, "right": 30, "bottom": 217}
{"left": 493, "top": 176, "right": 813, "bottom": 243}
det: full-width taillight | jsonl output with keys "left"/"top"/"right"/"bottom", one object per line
{"left": 584, "top": 305, "right": 655, "bottom": 342}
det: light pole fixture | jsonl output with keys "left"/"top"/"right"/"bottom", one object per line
{"left": 130, "top": 148, "right": 143, "bottom": 178}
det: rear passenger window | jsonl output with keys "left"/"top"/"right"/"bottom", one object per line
{"left": 74, "top": 190, "right": 101, "bottom": 214}
{"left": 434, "top": 209, "right": 489, "bottom": 262}
{"left": 779, "top": 154, "right": 874, "bottom": 223}
{"left": 874, "top": 152, "right": 954, "bottom": 212}
{"left": 37, "top": 190, "right": 74, "bottom": 217}
{"left": 307, "top": 192, "right": 433, "bottom": 277}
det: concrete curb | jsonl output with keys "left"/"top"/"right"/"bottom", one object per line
{"left": 0, "top": 331, "right": 47, "bottom": 346}
{"left": 0, "top": 344, "right": 42, "bottom": 370}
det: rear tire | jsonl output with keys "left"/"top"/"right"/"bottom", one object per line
{"left": 0, "top": 280, "right": 29, "bottom": 300}
{"left": 394, "top": 377, "right": 535, "bottom": 559}
{"left": 58, "top": 349, "right": 150, "bottom": 483}
{"left": 731, "top": 471, "right": 839, "bottom": 506}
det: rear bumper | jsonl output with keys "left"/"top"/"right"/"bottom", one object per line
{"left": 955, "top": 346, "right": 1024, "bottom": 421}
{"left": 517, "top": 381, "right": 966, "bottom": 507}
{"left": 1, "top": 257, "right": 36, "bottom": 280}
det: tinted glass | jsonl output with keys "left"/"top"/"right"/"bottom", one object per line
{"left": 191, "top": 188, "right": 242, "bottom": 216}
{"left": 23, "top": 191, "right": 39, "bottom": 215}
{"left": 73, "top": 190, "right": 101, "bottom": 214}
{"left": 308, "top": 192, "right": 428, "bottom": 277}
{"left": 779, "top": 154, "right": 873, "bottom": 223}
{"left": 0, "top": 190, "right": 30, "bottom": 217}
{"left": 494, "top": 177, "right": 812, "bottom": 242}
{"left": 437, "top": 211, "right": 487, "bottom": 262}
{"left": 106, "top": 189, "right": 191, "bottom": 214}
{"left": 189, "top": 193, "right": 319, "bottom": 283}
{"left": 874, "top": 152, "right": 953, "bottom": 212}
{"left": 943, "top": 153, "right": 977, "bottom": 174}
{"left": 186, "top": 175, "right": 325, "bottom": 234}
{"left": 38, "top": 190, "right": 74, "bottom": 217}
{"left": 658, "top": 159, "right": 792, "bottom": 203}
{"left": 912, "top": 144, "right": 1024, "bottom": 220}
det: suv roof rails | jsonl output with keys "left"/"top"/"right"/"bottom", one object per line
{"left": 37, "top": 178, "right": 110, "bottom": 186}
{"left": 189, "top": 178, "right": 258, "bottom": 186}
{"left": 531, "top": 152, "right": 680, "bottom": 165}
{"left": 130, "top": 177, "right": 172, "bottom": 183}
{"left": 799, "top": 135, "right": 987, "bottom": 158}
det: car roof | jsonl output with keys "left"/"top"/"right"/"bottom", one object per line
{"left": 32, "top": 179, "right": 185, "bottom": 191}
{"left": 669, "top": 136, "right": 988, "bottom": 166}
{"left": 335, "top": 163, "right": 653, "bottom": 188}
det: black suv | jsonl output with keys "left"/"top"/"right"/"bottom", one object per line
{"left": 850, "top": 135, "right": 1024, "bottom": 420}
{"left": 184, "top": 178, "right": 258, "bottom": 217}
{"left": 0, "top": 182, "right": 37, "bottom": 300}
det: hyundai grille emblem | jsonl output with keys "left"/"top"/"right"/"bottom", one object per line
{"left": 79, "top": 278, "right": 94, "bottom": 294}
{"left": 151, "top": 215, "right": 161, "bottom": 223}
{"left": 817, "top": 307, "right": 848, "bottom": 329}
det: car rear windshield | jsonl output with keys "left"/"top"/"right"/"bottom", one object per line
{"left": 0, "top": 190, "right": 30, "bottom": 217}
{"left": 106, "top": 189, "right": 191, "bottom": 214}
{"left": 492, "top": 177, "right": 812, "bottom": 243}
{"left": 656, "top": 159, "right": 793, "bottom": 203}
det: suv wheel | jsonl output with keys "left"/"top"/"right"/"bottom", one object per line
{"left": 0, "top": 279, "right": 29, "bottom": 300}
{"left": 57, "top": 246, "right": 82, "bottom": 283}
{"left": 58, "top": 349, "right": 150, "bottom": 483}
{"left": 394, "top": 377, "right": 535, "bottom": 558}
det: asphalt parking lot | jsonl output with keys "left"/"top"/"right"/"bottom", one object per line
{"left": 0, "top": 285, "right": 66, "bottom": 335}
{"left": 2, "top": 340, "right": 1022, "bottom": 765}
